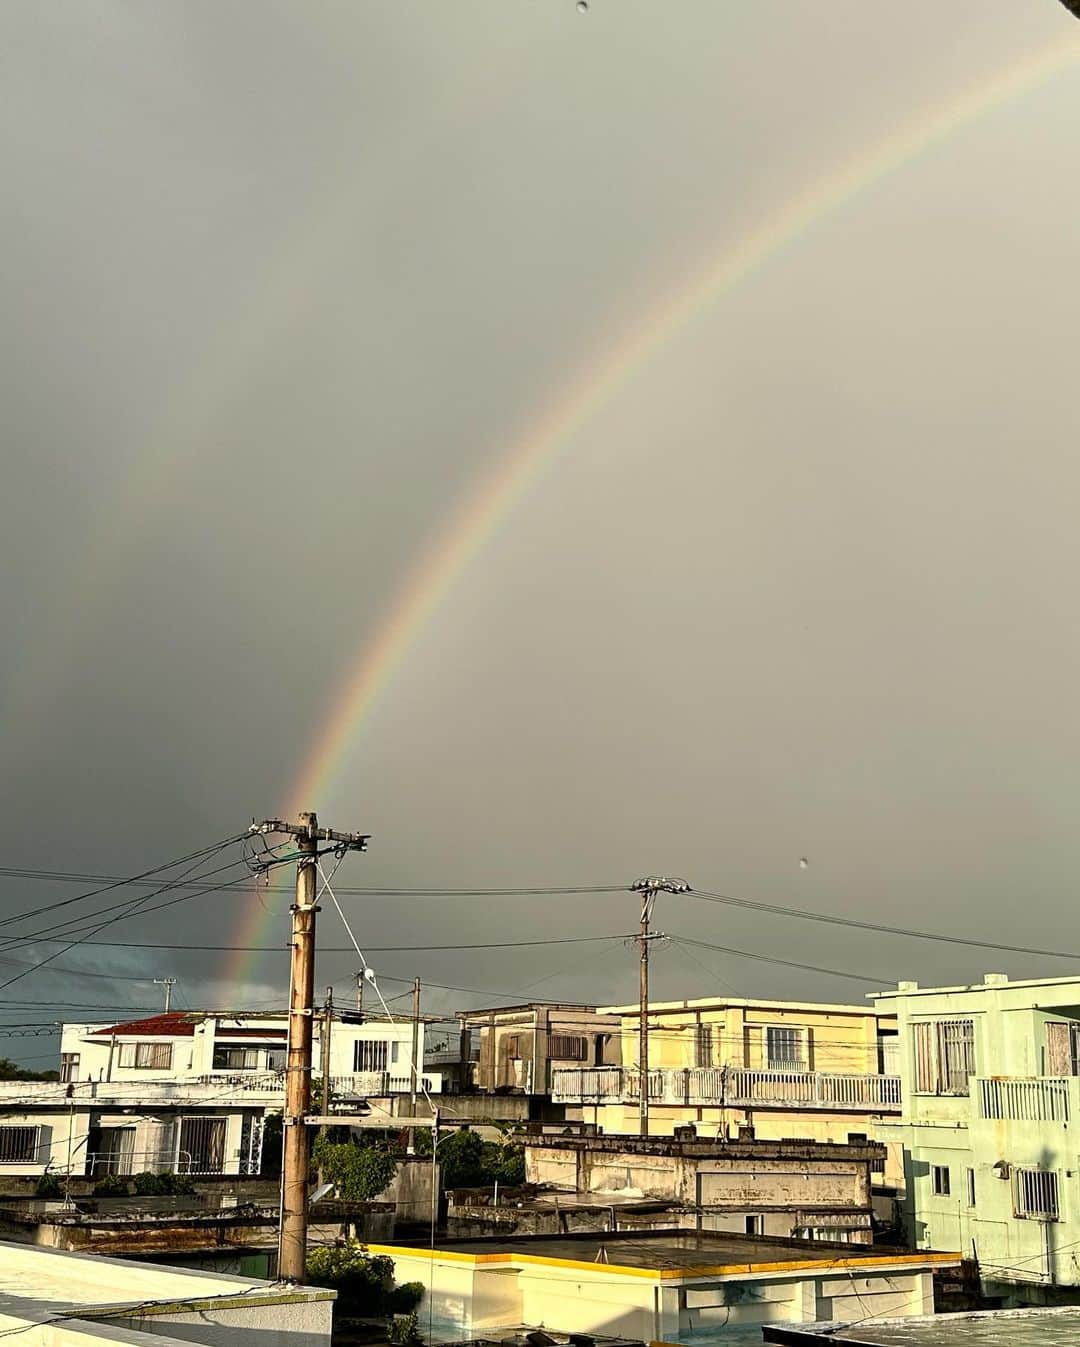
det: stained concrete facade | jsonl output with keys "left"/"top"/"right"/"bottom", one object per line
{"left": 523, "top": 1132, "right": 883, "bottom": 1244}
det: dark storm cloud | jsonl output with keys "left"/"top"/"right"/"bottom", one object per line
{"left": 1, "top": 1, "right": 1079, "bottom": 1058}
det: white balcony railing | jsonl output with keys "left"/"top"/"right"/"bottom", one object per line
{"left": 0, "top": 1070, "right": 442, "bottom": 1109}
{"left": 551, "top": 1065, "right": 901, "bottom": 1112}
{"left": 978, "top": 1077, "right": 1070, "bottom": 1123}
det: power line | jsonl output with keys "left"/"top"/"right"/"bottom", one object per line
{"left": 674, "top": 935, "right": 893, "bottom": 986}
{"left": 0, "top": 842, "right": 265, "bottom": 992}
{"left": 0, "top": 835, "right": 251, "bottom": 932}
{"left": 0, "top": 867, "right": 623, "bottom": 897}
{"left": 0, "top": 933, "right": 636, "bottom": 953}
{"left": 0, "top": 853, "right": 260, "bottom": 950}
{"left": 688, "top": 887, "right": 1080, "bottom": 962}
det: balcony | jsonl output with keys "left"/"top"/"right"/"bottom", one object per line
{"left": 977, "top": 1077, "right": 1072, "bottom": 1124}
{"left": 0, "top": 1070, "right": 442, "bottom": 1110}
{"left": 551, "top": 1065, "right": 901, "bottom": 1112}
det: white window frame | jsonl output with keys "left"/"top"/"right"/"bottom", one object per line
{"left": 931, "top": 1164, "right": 951, "bottom": 1196}
{"left": 0, "top": 1125, "right": 40, "bottom": 1164}
{"left": 913, "top": 1019, "right": 975, "bottom": 1095}
{"left": 1016, "top": 1168, "right": 1060, "bottom": 1221}
{"left": 766, "top": 1026, "right": 806, "bottom": 1072}
{"left": 354, "top": 1039, "right": 389, "bottom": 1072}
{"left": 118, "top": 1041, "right": 173, "bottom": 1070}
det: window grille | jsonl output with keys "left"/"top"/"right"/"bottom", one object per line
{"left": 354, "top": 1039, "right": 389, "bottom": 1072}
{"left": 1016, "top": 1168, "right": 1060, "bottom": 1220}
{"left": 0, "top": 1126, "right": 39, "bottom": 1163}
{"left": 913, "top": 1019, "right": 974, "bottom": 1094}
{"left": 548, "top": 1034, "right": 588, "bottom": 1061}
{"left": 118, "top": 1042, "right": 172, "bottom": 1070}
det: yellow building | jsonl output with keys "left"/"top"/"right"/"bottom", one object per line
{"left": 551, "top": 995, "right": 900, "bottom": 1154}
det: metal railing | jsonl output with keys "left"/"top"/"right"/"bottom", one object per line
{"left": 85, "top": 1148, "right": 191, "bottom": 1177}
{"left": 551, "top": 1065, "right": 901, "bottom": 1111}
{"left": 978, "top": 1077, "right": 1071, "bottom": 1123}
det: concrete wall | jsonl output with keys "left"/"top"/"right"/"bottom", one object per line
{"left": 385, "top": 1249, "right": 937, "bottom": 1342}
{"left": 526, "top": 1142, "right": 871, "bottom": 1211}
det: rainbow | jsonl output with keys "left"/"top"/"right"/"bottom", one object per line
{"left": 228, "top": 31, "right": 1080, "bottom": 983}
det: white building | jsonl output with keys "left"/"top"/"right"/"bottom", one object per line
{"left": 0, "top": 1240, "right": 332, "bottom": 1347}
{"left": 0, "top": 1010, "right": 441, "bottom": 1179}
{"left": 375, "top": 1230, "right": 957, "bottom": 1342}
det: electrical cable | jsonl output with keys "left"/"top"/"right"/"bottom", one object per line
{"left": 674, "top": 935, "right": 895, "bottom": 986}
{"left": 0, "top": 841, "right": 271, "bottom": 992}
{"left": 688, "top": 887, "right": 1080, "bottom": 962}
{"left": 0, "top": 853, "right": 259, "bottom": 951}
{"left": 0, "top": 835, "right": 251, "bottom": 931}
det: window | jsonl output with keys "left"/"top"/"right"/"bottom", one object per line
{"left": 548, "top": 1034, "right": 588, "bottom": 1061}
{"left": 0, "top": 1126, "right": 39, "bottom": 1164}
{"left": 1045, "top": 1021, "right": 1080, "bottom": 1076}
{"left": 505, "top": 1035, "right": 522, "bottom": 1059}
{"left": 59, "top": 1053, "right": 79, "bottom": 1083}
{"left": 354, "top": 1039, "right": 389, "bottom": 1072}
{"left": 966, "top": 1168, "right": 976, "bottom": 1207}
{"left": 931, "top": 1165, "right": 951, "bottom": 1196}
{"left": 266, "top": 1048, "right": 287, "bottom": 1072}
{"left": 695, "top": 1026, "right": 716, "bottom": 1068}
{"left": 913, "top": 1020, "right": 975, "bottom": 1095}
{"left": 766, "top": 1026, "right": 806, "bottom": 1071}
{"left": 213, "top": 1046, "right": 259, "bottom": 1071}
{"left": 744, "top": 1214, "right": 763, "bottom": 1236}
{"left": 1016, "top": 1168, "right": 1060, "bottom": 1220}
{"left": 118, "top": 1042, "right": 172, "bottom": 1070}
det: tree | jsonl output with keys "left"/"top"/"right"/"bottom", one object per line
{"left": 313, "top": 1134, "right": 398, "bottom": 1201}
{"left": 0, "top": 1057, "right": 58, "bottom": 1082}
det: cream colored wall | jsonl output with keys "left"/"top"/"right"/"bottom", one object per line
{"left": 619, "top": 1006, "right": 884, "bottom": 1073}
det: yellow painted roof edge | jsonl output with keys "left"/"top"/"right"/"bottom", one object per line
{"left": 365, "top": 1244, "right": 960, "bottom": 1282}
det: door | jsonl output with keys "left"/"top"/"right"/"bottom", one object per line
{"left": 179, "top": 1117, "right": 227, "bottom": 1173}
{"left": 88, "top": 1126, "right": 136, "bottom": 1175}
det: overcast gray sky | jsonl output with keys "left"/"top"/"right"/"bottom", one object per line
{"left": 2, "top": 1, "right": 1080, "bottom": 1061}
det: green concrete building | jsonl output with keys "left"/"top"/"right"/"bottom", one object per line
{"left": 873, "top": 972, "right": 1080, "bottom": 1305}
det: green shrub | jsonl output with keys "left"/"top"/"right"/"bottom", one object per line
{"left": 312, "top": 1135, "right": 398, "bottom": 1201}
{"left": 131, "top": 1171, "right": 197, "bottom": 1197}
{"left": 387, "top": 1311, "right": 422, "bottom": 1346}
{"left": 35, "top": 1173, "right": 63, "bottom": 1199}
{"left": 386, "top": 1281, "right": 424, "bottom": 1314}
{"left": 306, "top": 1241, "right": 398, "bottom": 1315}
{"left": 92, "top": 1174, "right": 129, "bottom": 1197}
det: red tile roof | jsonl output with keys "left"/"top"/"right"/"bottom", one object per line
{"left": 90, "top": 1012, "right": 201, "bottom": 1038}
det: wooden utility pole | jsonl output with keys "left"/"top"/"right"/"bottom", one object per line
{"left": 630, "top": 877, "right": 690, "bottom": 1138}
{"left": 250, "top": 813, "right": 368, "bottom": 1284}
{"left": 408, "top": 976, "right": 422, "bottom": 1153}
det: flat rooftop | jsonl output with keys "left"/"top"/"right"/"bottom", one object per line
{"left": 0, "top": 1239, "right": 331, "bottom": 1337}
{"left": 764, "top": 1305, "right": 1080, "bottom": 1345}
{"left": 376, "top": 1230, "right": 957, "bottom": 1279}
